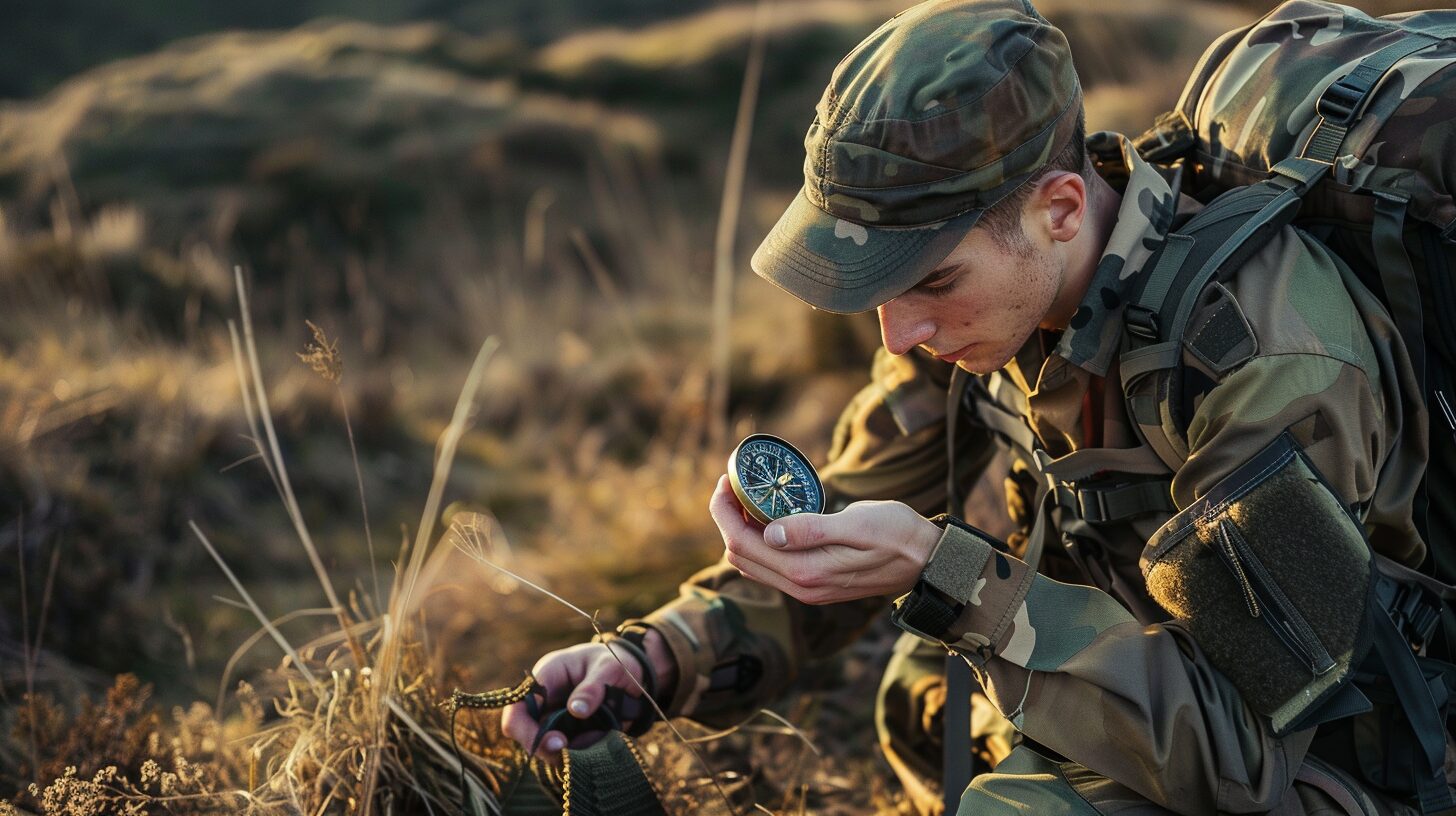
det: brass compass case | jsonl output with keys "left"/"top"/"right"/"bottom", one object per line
{"left": 727, "top": 434, "right": 825, "bottom": 525}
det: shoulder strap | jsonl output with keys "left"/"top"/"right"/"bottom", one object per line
{"left": 1117, "top": 168, "right": 1316, "bottom": 472}
{"left": 1372, "top": 191, "right": 1428, "bottom": 396}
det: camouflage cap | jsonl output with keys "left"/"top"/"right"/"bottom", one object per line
{"left": 751, "top": 0, "right": 1082, "bottom": 314}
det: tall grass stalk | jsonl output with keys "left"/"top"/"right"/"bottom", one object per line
{"left": 339, "top": 383, "right": 381, "bottom": 611}
{"left": 227, "top": 323, "right": 282, "bottom": 497}
{"left": 216, "top": 607, "right": 334, "bottom": 715}
{"left": 710, "top": 0, "right": 773, "bottom": 450}
{"left": 17, "top": 509, "right": 37, "bottom": 781}
{"left": 363, "top": 334, "right": 499, "bottom": 815}
{"left": 232, "top": 267, "right": 366, "bottom": 669}
{"left": 189, "top": 520, "right": 322, "bottom": 691}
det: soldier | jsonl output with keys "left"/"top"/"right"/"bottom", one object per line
{"left": 505, "top": 0, "right": 1432, "bottom": 813}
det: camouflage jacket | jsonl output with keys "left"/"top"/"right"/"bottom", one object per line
{"left": 629, "top": 132, "right": 1426, "bottom": 813}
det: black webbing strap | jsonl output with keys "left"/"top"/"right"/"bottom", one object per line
{"left": 1302, "top": 35, "right": 1443, "bottom": 165}
{"left": 1373, "top": 191, "right": 1427, "bottom": 393}
{"left": 1073, "top": 481, "right": 1176, "bottom": 524}
{"left": 944, "top": 651, "right": 973, "bottom": 813}
{"left": 1119, "top": 171, "right": 1315, "bottom": 443}
{"left": 1125, "top": 234, "right": 1195, "bottom": 342}
{"left": 1368, "top": 584, "right": 1456, "bottom": 814}
{"left": 943, "top": 365, "right": 974, "bottom": 815}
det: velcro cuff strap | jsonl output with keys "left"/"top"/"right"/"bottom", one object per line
{"left": 899, "top": 590, "right": 960, "bottom": 638}
{"left": 922, "top": 522, "right": 993, "bottom": 605}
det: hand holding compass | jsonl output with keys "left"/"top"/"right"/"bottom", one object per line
{"left": 716, "top": 434, "right": 940, "bottom": 605}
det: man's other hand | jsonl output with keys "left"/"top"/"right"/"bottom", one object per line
{"left": 501, "top": 630, "right": 676, "bottom": 762}
{"left": 710, "top": 474, "right": 940, "bottom": 604}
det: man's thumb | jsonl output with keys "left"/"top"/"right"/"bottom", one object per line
{"left": 765, "top": 514, "right": 824, "bottom": 550}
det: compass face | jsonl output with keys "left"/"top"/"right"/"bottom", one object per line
{"left": 727, "top": 434, "right": 824, "bottom": 525}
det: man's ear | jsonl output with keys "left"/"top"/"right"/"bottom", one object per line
{"left": 1037, "top": 171, "right": 1087, "bottom": 244}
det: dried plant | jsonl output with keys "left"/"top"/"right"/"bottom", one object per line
{"left": 296, "top": 320, "right": 342, "bottom": 385}
{"left": 5, "top": 675, "right": 254, "bottom": 815}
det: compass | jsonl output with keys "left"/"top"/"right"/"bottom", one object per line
{"left": 727, "top": 434, "right": 825, "bottom": 525}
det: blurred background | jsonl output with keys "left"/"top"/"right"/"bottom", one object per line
{"left": 0, "top": 0, "right": 1432, "bottom": 812}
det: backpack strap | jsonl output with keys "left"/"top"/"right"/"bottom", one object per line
{"left": 1372, "top": 190, "right": 1428, "bottom": 393}
{"left": 1301, "top": 34, "right": 1446, "bottom": 165}
{"left": 1118, "top": 171, "right": 1316, "bottom": 472}
{"left": 1368, "top": 573, "right": 1456, "bottom": 814}
{"left": 1124, "top": 30, "right": 1452, "bottom": 456}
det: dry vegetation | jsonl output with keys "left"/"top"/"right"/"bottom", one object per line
{"left": 8, "top": 0, "right": 1420, "bottom": 812}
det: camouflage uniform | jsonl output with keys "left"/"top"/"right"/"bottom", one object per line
{"left": 622, "top": 1, "right": 1434, "bottom": 813}
{"left": 632, "top": 129, "right": 1426, "bottom": 815}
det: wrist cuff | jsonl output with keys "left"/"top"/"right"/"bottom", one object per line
{"left": 623, "top": 614, "right": 700, "bottom": 716}
{"left": 922, "top": 515, "right": 996, "bottom": 605}
{"left": 891, "top": 515, "right": 999, "bottom": 642}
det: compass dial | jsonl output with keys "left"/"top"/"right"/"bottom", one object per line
{"left": 727, "top": 434, "right": 824, "bottom": 525}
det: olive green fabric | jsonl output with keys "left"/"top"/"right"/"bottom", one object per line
{"left": 560, "top": 733, "right": 666, "bottom": 816}
{"left": 952, "top": 745, "right": 1420, "bottom": 815}
{"left": 750, "top": 0, "right": 1082, "bottom": 314}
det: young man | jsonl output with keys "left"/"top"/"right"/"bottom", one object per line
{"left": 505, "top": 1, "right": 1429, "bottom": 812}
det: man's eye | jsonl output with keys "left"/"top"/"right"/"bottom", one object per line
{"left": 920, "top": 277, "right": 957, "bottom": 298}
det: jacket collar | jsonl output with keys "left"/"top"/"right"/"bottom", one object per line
{"left": 1052, "top": 132, "right": 1179, "bottom": 377}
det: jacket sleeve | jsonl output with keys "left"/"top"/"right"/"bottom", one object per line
{"left": 897, "top": 345, "right": 1403, "bottom": 814}
{"left": 632, "top": 348, "right": 997, "bottom": 725}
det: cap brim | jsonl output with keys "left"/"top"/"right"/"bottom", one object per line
{"left": 750, "top": 188, "right": 982, "bottom": 314}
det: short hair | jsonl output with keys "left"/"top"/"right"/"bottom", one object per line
{"left": 974, "top": 110, "right": 1089, "bottom": 252}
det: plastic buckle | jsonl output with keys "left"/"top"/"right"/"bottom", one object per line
{"left": 1124, "top": 305, "right": 1161, "bottom": 342}
{"left": 1386, "top": 581, "right": 1442, "bottom": 652}
{"left": 1317, "top": 74, "right": 1369, "bottom": 125}
{"left": 1052, "top": 482, "right": 1078, "bottom": 511}
{"left": 1134, "top": 109, "right": 1196, "bottom": 164}
{"left": 1441, "top": 217, "right": 1456, "bottom": 245}
{"left": 1075, "top": 489, "right": 1109, "bottom": 524}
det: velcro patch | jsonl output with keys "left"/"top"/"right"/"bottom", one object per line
{"left": 1185, "top": 283, "right": 1257, "bottom": 375}
{"left": 1143, "top": 434, "right": 1371, "bottom": 734}
{"left": 923, "top": 523, "right": 993, "bottom": 605}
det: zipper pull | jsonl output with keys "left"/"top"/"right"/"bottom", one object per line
{"left": 1218, "top": 522, "right": 1261, "bottom": 619}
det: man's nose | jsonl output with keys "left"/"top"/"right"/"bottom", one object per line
{"left": 877, "top": 301, "right": 935, "bottom": 356}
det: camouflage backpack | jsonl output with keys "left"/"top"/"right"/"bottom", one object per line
{"left": 1126, "top": 1, "right": 1456, "bottom": 810}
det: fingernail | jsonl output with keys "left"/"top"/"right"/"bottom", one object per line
{"left": 546, "top": 736, "right": 565, "bottom": 752}
{"left": 569, "top": 699, "right": 588, "bottom": 715}
{"left": 767, "top": 525, "right": 787, "bottom": 548}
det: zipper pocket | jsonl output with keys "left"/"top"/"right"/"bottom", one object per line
{"left": 1215, "top": 519, "right": 1337, "bottom": 676}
